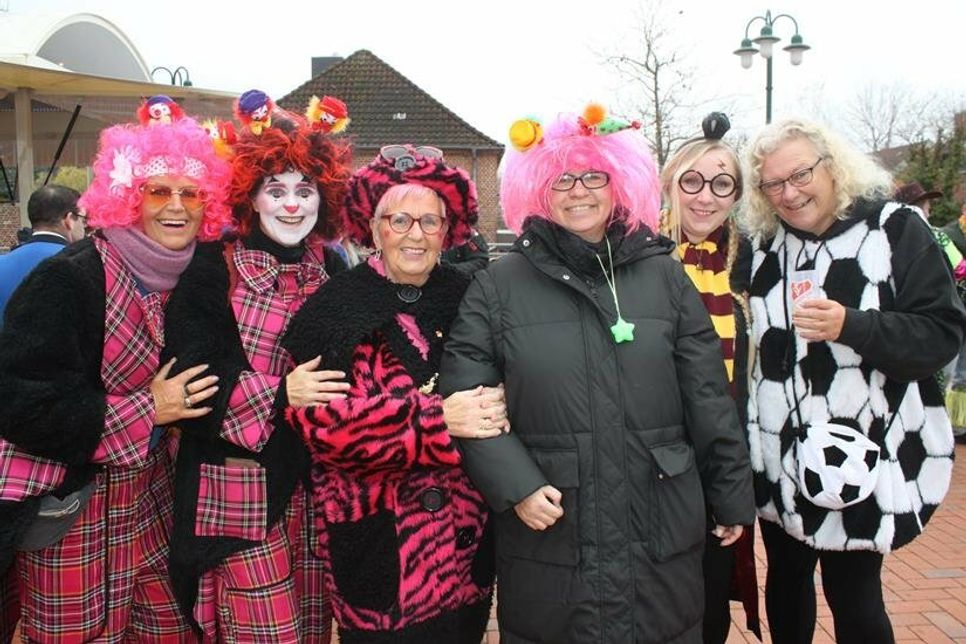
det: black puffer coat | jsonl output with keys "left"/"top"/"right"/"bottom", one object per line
{"left": 440, "top": 219, "right": 754, "bottom": 643}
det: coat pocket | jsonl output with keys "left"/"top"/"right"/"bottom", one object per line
{"left": 327, "top": 511, "right": 400, "bottom": 611}
{"left": 195, "top": 463, "right": 268, "bottom": 541}
{"left": 497, "top": 449, "right": 580, "bottom": 566}
{"left": 649, "top": 441, "right": 705, "bottom": 561}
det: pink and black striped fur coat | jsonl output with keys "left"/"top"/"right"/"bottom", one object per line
{"left": 282, "top": 262, "right": 494, "bottom": 643}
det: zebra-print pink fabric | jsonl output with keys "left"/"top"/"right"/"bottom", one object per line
{"left": 288, "top": 336, "right": 491, "bottom": 632}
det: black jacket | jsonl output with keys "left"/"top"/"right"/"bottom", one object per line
{"left": 0, "top": 239, "right": 107, "bottom": 572}
{"left": 440, "top": 218, "right": 754, "bottom": 643}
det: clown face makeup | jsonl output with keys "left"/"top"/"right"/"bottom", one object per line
{"left": 252, "top": 170, "right": 320, "bottom": 246}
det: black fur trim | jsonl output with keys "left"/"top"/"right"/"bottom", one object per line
{"left": 0, "top": 239, "right": 107, "bottom": 465}
{"left": 163, "top": 241, "right": 310, "bottom": 629}
{"left": 337, "top": 595, "right": 492, "bottom": 644}
{"left": 329, "top": 511, "right": 400, "bottom": 611}
{"left": 283, "top": 263, "right": 470, "bottom": 385}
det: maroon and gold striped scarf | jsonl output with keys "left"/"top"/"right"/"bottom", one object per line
{"left": 677, "top": 225, "right": 736, "bottom": 390}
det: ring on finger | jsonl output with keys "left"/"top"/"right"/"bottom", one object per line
{"left": 184, "top": 395, "right": 193, "bottom": 409}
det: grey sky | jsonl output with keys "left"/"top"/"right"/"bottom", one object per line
{"left": 23, "top": 0, "right": 966, "bottom": 144}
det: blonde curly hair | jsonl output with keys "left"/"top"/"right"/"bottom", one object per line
{"left": 742, "top": 118, "right": 892, "bottom": 239}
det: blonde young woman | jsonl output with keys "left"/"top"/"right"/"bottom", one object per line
{"left": 659, "top": 113, "right": 759, "bottom": 644}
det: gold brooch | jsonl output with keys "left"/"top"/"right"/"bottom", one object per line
{"left": 419, "top": 373, "right": 439, "bottom": 395}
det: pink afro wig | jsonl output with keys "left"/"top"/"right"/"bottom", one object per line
{"left": 500, "top": 113, "right": 661, "bottom": 234}
{"left": 79, "top": 117, "right": 232, "bottom": 241}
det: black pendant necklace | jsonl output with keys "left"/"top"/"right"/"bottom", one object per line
{"left": 397, "top": 284, "right": 422, "bottom": 303}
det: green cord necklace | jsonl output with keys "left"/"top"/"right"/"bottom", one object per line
{"left": 595, "top": 236, "right": 635, "bottom": 344}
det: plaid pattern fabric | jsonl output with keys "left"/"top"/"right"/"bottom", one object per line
{"left": 195, "top": 462, "right": 268, "bottom": 541}
{"left": 0, "top": 439, "right": 65, "bottom": 501}
{"left": 290, "top": 487, "right": 332, "bottom": 643}
{"left": 221, "top": 239, "right": 328, "bottom": 451}
{"left": 18, "top": 436, "right": 193, "bottom": 642}
{"left": 191, "top": 240, "right": 332, "bottom": 641}
{"left": 93, "top": 237, "right": 166, "bottom": 469}
{"left": 193, "top": 486, "right": 317, "bottom": 644}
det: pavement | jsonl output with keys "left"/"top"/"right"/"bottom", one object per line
{"left": 14, "top": 447, "right": 966, "bottom": 643}
{"left": 483, "top": 442, "right": 966, "bottom": 644}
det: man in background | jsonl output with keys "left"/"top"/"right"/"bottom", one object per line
{"left": 0, "top": 185, "right": 84, "bottom": 324}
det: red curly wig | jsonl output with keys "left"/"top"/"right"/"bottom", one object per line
{"left": 229, "top": 113, "right": 351, "bottom": 240}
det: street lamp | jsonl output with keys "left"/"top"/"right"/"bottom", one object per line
{"left": 733, "top": 11, "right": 810, "bottom": 124}
{"left": 150, "top": 66, "right": 193, "bottom": 87}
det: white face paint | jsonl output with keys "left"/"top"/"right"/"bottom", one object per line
{"left": 253, "top": 170, "right": 320, "bottom": 246}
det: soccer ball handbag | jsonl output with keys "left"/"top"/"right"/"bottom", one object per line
{"left": 785, "top": 353, "right": 905, "bottom": 511}
{"left": 794, "top": 421, "right": 882, "bottom": 510}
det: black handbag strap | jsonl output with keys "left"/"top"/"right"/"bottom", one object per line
{"left": 779, "top": 241, "right": 907, "bottom": 439}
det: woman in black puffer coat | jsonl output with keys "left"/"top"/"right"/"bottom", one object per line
{"left": 440, "top": 105, "right": 754, "bottom": 643}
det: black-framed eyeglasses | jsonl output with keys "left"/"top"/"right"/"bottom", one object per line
{"left": 380, "top": 145, "right": 444, "bottom": 171}
{"left": 678, "top": 170, "right": 737, "bottom": 198}
{"left": 379, "top": 212, "right": 447, "bottom": 235}
{"left": 758, "top": 157, "right": 825, "bottom": 196}
{"left": 550, "top": 171, "right": 611, "bottom": 192}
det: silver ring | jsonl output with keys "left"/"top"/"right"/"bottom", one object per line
{"left": 184, "top": 395, "right": 193, "bottom": 409}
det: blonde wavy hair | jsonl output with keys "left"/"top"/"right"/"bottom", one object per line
{"left": 742, "top": 118, "right": 892, "bottom": 238}
{"left": 658, "top": 138, "right": 750, "bottom": 331}
{"left": 659, "top": 138, "right": 742, "bottom": 245}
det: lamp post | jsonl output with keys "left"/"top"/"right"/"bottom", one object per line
{"left": 150, "top": 66, "right": 193, "bottom": 87}
{"left": 733, "top": 11, "right": 809, "bottom": 124}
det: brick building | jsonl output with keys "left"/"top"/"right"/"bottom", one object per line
{"left": 278, "top": 50, "right": 506, "bottom": 242}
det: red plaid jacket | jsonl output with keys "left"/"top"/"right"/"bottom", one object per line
{"left": 0, "top": 237, "right": 168, "bottom": 502}
{"left": 219, "top": 238, "right": 329, "bottom": 454}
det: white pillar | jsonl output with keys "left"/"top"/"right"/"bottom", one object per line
{"left": 14, "top": 88, "right": 34, "bottom": 228}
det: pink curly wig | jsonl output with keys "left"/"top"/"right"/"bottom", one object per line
{"left": 500, "top": 113, "right": 661, "bottom": 235}
{"left": 79, "top": 117, "right": 232, "bottom": 240}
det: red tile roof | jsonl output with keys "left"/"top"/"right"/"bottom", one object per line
{"left": 279, "top": 49, "right": 502, "bottom": 150}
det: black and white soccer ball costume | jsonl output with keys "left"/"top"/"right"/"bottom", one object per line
{"left": 747, "top": 199, "right": 957, "bottom": 553}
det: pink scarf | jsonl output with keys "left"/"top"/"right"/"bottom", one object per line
{"left": 101, "top": 227, "right": 195, "bottom": 292}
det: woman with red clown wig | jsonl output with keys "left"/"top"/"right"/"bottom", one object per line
{"left": 163, "top": 93, "right": 352, "bottom": 643}
{"left": 0, "top": 102, "right": 230, "bottom": 641}
{"left": 440, "top": 105, "right": 754, "bottom": 643}
{"left": 281, "top": 145, "right": 503, "bottom": 643}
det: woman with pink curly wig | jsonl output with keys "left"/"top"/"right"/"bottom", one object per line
{"left": 440, "top": 105, "right": 754, "bottom": 642}
{"left": 0, "top": 102, "right": 229, "bottom": 641}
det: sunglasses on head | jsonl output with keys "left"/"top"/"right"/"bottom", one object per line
{"left": 140, "top": 183, "right": 207, "bottom": 212}
{"left": 379, "top": 145, "right": 444, "bottom": 171}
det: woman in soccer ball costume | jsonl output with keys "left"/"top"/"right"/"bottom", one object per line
{"left": 744, "top": 118, "right": 966, "bottom": 643}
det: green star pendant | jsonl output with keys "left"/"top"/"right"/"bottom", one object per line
{"left": 610, "top": 317, "right": 635, "bottom": 343}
